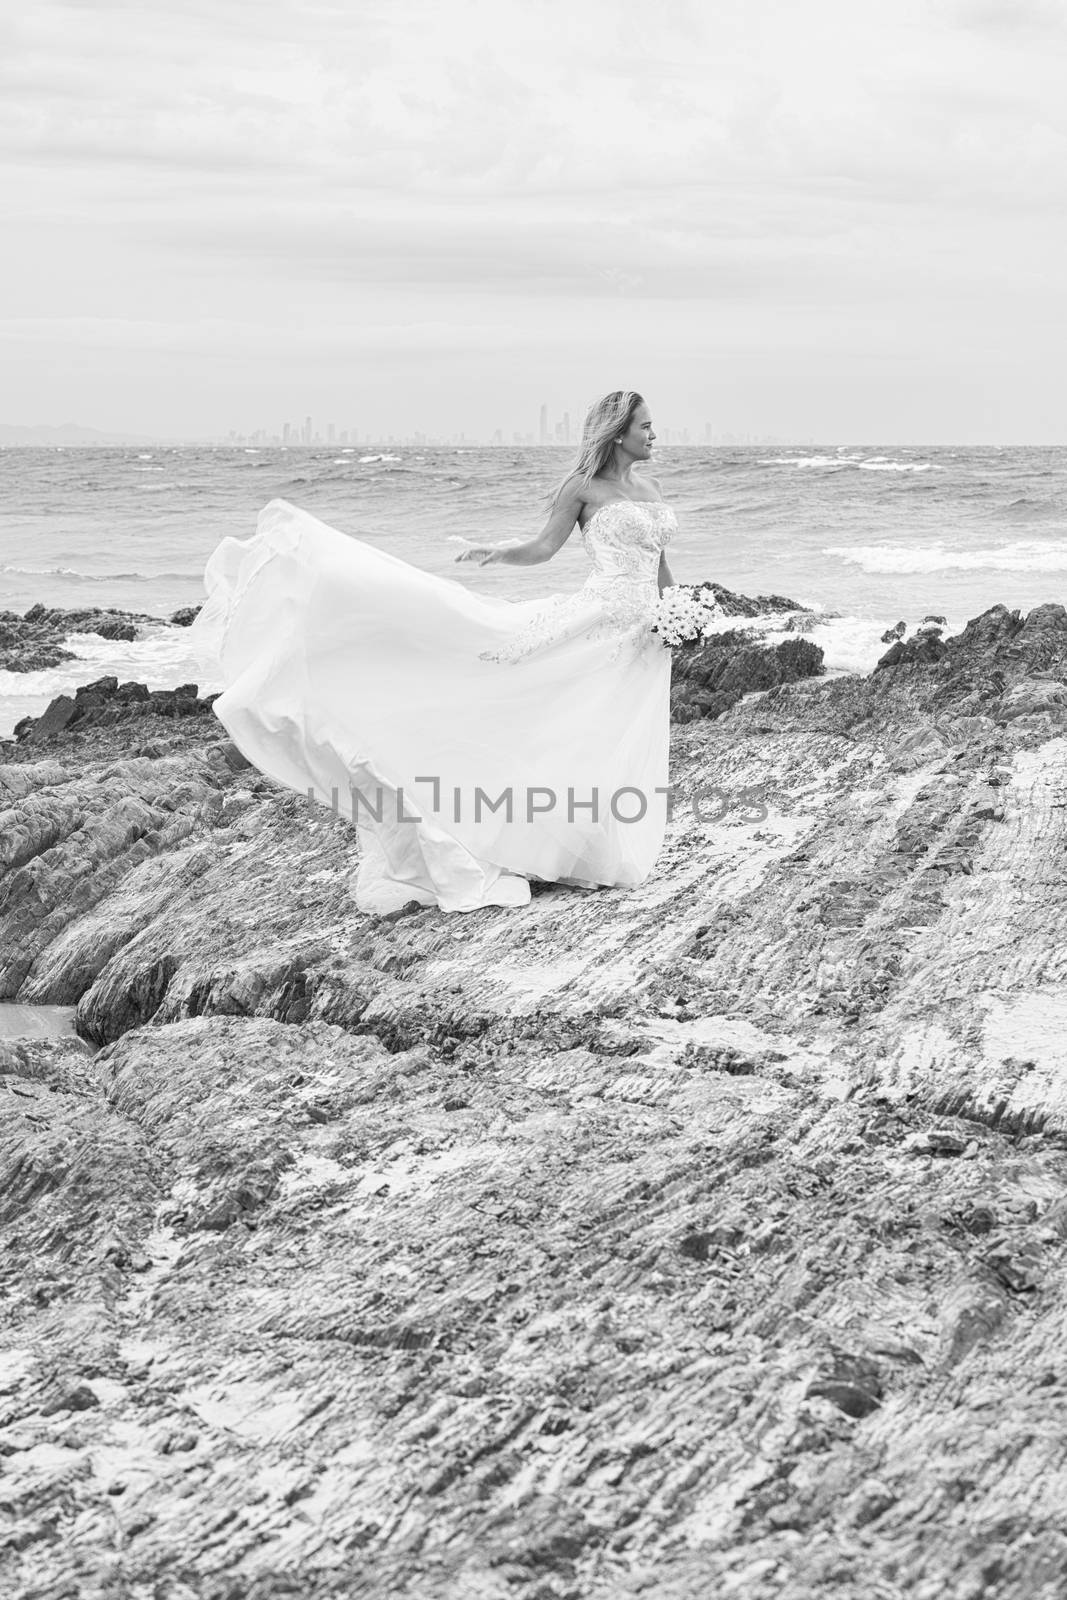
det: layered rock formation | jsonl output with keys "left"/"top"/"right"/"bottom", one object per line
{"left": 3, "top": 602, "right": 1067, "bottom": 1599}
{"left": 11, "top": 675, "right": 218, "bottom": 746}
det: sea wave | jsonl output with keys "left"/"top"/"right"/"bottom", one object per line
{"left": 762, "top": 454, "right": 938, "bottom": 473}
{"left": 996, "top": 497, "right": 1065, "bottom": 522}
{"left": 760, "top": 455, "right": 862, "bottom": 469}
{"left": 824, "top": 539, "right": 1067, "bottom": 574}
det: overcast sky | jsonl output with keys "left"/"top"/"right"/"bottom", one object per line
{"left": 2, "top": 0, "right": 1065, "bottom": 441}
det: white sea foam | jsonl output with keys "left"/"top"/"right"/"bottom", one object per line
{"left": 762, "top": 453, "right": 937, "bottom": 473}
{"left": 826, "top": 539, "right": 1067, "bottom": 574}
{"left": 760, "top": 614, "right": 963, "bottom": 676}
{"left": 761, "top": 454, "right": 862, "bottom": 469}
{"left": 0, "top": 627, "right": 211, "bottom": 704}
{"left": 701, "top": 606, "right": 945, "bottom": 677}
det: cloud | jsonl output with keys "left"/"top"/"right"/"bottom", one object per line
{"left": 4, "top": 0, "right": 1063, "bottom": 201}
{"left": 0, "top": 315, "right": 571, "bottom": 355}
{"left": 2, "top": 0, "right": 1066, "bottom": 436}
{"left": 947, "top": 0, "right": 1066, "bottom": 32}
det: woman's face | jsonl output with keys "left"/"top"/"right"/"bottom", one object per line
{"left": 619, "top": 402, "right": 655, "bottom": 460}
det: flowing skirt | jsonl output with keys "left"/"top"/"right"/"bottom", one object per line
{"left": 189, "top": 499, "right": 671, "bottom": 914}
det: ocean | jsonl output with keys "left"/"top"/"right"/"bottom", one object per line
{"left": 2, "top": 443, "right": 1065, "bottom": 738}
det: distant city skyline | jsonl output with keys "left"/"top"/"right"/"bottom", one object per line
{"left": 0, "top": 409, "right": 812, "bottom": 450}
{"left": 218, "top": 406, "right": 802, "bottom": 450}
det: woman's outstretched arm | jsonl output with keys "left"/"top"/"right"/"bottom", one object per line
{"left": 454, "top": 477, "right": 584, "bottom": 567}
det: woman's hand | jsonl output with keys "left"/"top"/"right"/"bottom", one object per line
{"left": 453, "top": 545, "right": 499, "bottom": 566}
{"left": 452, "top": 539, "right": 524, "bottom": 566}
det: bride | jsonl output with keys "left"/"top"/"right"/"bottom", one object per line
{"left": 190, "top": 389, "right": 679, "bottom": 915}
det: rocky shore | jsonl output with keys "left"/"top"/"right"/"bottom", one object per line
{"left": 0, "top": 603, "right": 199, "bottom": 673}
{"left": 3, "top": 598, "right": 1067, "bottom": 1599}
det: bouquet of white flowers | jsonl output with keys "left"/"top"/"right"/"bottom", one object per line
{"left": 649, "top": 584, "right": 723, "bottom": 646}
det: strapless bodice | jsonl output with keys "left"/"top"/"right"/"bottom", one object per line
{"left": 580, "top": 499, "right": 676, "bottom": 586}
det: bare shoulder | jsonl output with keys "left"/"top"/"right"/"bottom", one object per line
{"left": 646, "top": 475, "right": 666, "bottom": 500}
{"left": 578, "top": 474, "right": 617, "bottom": 512}
{"left": 553, "top": 471, "right": 588, "bottom": 515}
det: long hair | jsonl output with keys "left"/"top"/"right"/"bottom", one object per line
{"left": 548, "top": 390, "right": 645, "bottom": 508}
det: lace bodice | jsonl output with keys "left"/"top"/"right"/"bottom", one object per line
{"left": 479, "top": 499, "right": 677, "bottom": 666}
{"left": 580, "top": 499, "right": 676, "bottom": 583}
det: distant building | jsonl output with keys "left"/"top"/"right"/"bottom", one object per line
{"left": 539, "top": 404, "right": 549, "bottom": 445}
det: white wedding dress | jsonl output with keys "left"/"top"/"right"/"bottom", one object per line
{"left": 190, "top": 496, "right": 676, "bottom": 914}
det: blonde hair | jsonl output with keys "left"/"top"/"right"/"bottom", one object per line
{"left": 548, "top": 390, "right": 645, "bottom": 508}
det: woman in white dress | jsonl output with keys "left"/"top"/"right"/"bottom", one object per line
{"left": 190, "top": 389, "right": 679, "bottom": 915}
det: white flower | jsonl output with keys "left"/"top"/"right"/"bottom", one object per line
{"left": 649, "top": 585, "right": 723, "bottom": 646}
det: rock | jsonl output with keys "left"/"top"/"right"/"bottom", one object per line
{"left": 40, "top": 1381, "right": 100, "bottom": 1416}
{"left": 881, "top": 620, "right": 907, "bottom": 643}
{"left": 940, "top": 1275, "right": 1010, "bottom": 1367}
{"left": 877, "top": 630, "right": 949, "bottom": 669}
{"left": 22, "top": 694, "right": 78, "bottom": 742}
{"left": 13, "top": 677, "right": 217, "bottom": 743}
{"left": 217, "top": 740, "right": 253, "bottom": 773}
{"left": 169, "top": 605, "right": 202, "bottom": 627}
{"left": 902, "top": 1127, "right": 969, "bottom": 1156}
{"left": 780, "top": 609, "right": 829, "bottom": 633}
{"left": 983, "top": 1236, "right": 1044, "bottom": 1294}
{"left": 671, "top": 633, "right": 824, "bottom": 722}
{"left": 698, "top": 582, "right": 807, "bottom": 618}
{"left": 806, "top": 1352, "right": 884, "bottom": 1419}
{"left": 873, "top": 601, "right": 1067, "bottom": 698}
{"left": 0, "top": 635, "right": 77, "bottom": 672}
{"left": 997, "top": 678, "right": 1067, "bottom": 721}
